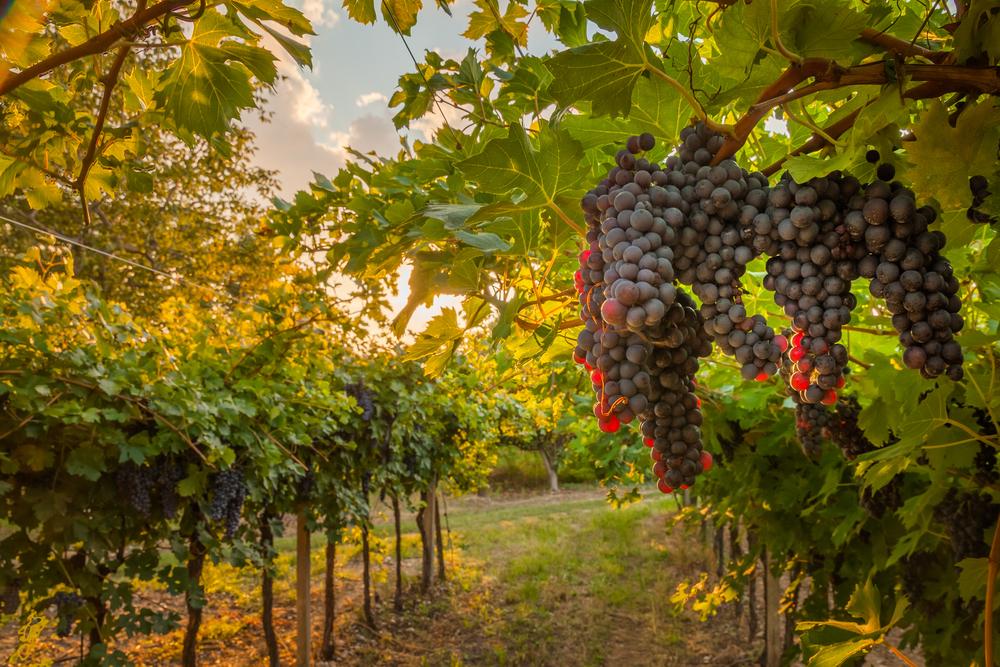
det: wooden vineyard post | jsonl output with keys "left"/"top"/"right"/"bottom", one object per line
{"left": 296, "top": 508, "right": 311, "bottom": 667}
{"left": 763, "top": 547, "right": 781, "bottom": 667}
{"left": 420, "top": 476, "right": 438, "bottom": 592}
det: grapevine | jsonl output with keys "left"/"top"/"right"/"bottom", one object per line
{"left": 574, "top": 127, "right": 968, "bottom": 481}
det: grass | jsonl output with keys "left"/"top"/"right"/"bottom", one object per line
{"left": 3, "top": 486, "right": 757, "bottom": 666}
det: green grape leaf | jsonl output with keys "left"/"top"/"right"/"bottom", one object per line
{"left": 254, "top": 21, "right": 313, "bottom": 68}
{"left": 230, "top": 0, "right": 315, "bottom": 36}
{"left": 402, "top": 307, "right": 465, "bottom": 375}
{"left": 805, "top": 639, "right": 877, "bottom": 667}
{"left": 453, "top": 230, "right": 511, "bottom": 253}
{"left": 546, "top": 0, "right": 656, "bottom": 117}
{"left": 381, "top": 0, "right": 423, "bottom": 34}
{"left": 458, "top": 124, "right": 586, "bottom": 231}
{"left": 711, "top": 0, "right": 770, "bottom": 80}
{"left": 957, "top": 557, "right": 989, "bottom": 601}
{"left": 561, "top": 76, "right": 689, "bottom": 150}
{"left": 156, "top": 10, "right": 267, "bottom": 138}
{"left": 343, "top": 0, "right": 377, "bottom": 24}
{"left": 953, "top": 0, "right": 1000, "bottom": 64}
{"left": 907, "top": 99, "right": 1000, "bottom": 211}
{"left": 65, "top": 445, "right": 107, "bottom": 481}
{"left": 783, "top": 1, "right": 868, "bottom": 62}
{"left": 463, "top": 0, "right": 529, "bottom": 46}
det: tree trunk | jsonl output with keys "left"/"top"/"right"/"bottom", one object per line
{"left": 260, "top": 512, "right": 279, "bottom": 667}
{"left": 295, "top": 510, "right": 310, "bottom": 667}
{"left": 539, "top": 449, "right": 559, "bottom": 493}
{"left": 361, "top": 521, "right": 376, "bottom": 629}
{"left": 182, "top": 534, "right": 207, "bottom": 667}
{"left": 392, "top": 495, "right": 403, "bottom": 612}
{"left": 320, "top": 537, "right": 336, "bottom": 661}
{"left": 86, "top": 593, "right": 106, "bottom": 654}
{"left": 435, "top": 493, "right": 446, "bottom": 582}
{"left": 420, "top": 477, "right": 437, "bottom": 593}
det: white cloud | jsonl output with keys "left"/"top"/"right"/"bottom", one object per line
{"left": 356, "top": 91, "right": 388, "bottom": 107}
{"left": 280, "top": 64, "right": 333, "bottom": 128}
{"left": 410, "top": 103, "right": 466, "bottom": 143}
{"left": 323, "top": 113, "right": 402, "bottom": 158}
{"left": 244, "top": 63, "right": 344, "bottom": 196}
{"left": 302, "top": 0, "right": 339, "bottom": 28}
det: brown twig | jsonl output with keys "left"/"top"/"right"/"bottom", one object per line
{"left": 0, "top": 0, "right": 195, "bottom": 97}
{"left": 769, "top": 0, "right": 803, "bottom": 65}
{"left": 717, "top": 59, "right": 998, "bottom": 164}
{"left": 987, "top": 511, "right": 1000, "bottom": 667}
{"left": 848, "top": 354, "right": 872, "bottom": 370}
{"left": 858, "top": 28, "right": 949, "bottom": 63}
{"left": 761, "top": 79, "right": 957, "bottom": 175}
{"left": 885, "top": 643, "right": 919, "bottom": 667}
{"left": 76, "top": 22, "right": 141, "bottom": 227}
{"left": 842, "top": 325, "right": 897, "bottom": 336}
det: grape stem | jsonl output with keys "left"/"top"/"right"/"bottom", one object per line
{"left": 644, "top": 62, "right": 734, "bottom": 136}
{"left": 718, "top": 55, "right": 999, "bottom": 166}
{"left": 769, "top": 0, "right": 804, "bottom": 65}
{"left": 76, "top": 2, "right": 146, "bottom": 229}
{"left": 987, "top": 512, "right": 1000, "bottom": 667}
{"left": 847, "top": 354, "right": 872, "bottom": 370}
{"left": 761, "top": 79, "right": 956, "bottom": 175}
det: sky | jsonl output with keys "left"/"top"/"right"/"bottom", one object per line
{"left": 246, "top": 0, "right": 560, "bottom": 197}
{"left": 245, "top": 0, "right": 561, "bottom": 334}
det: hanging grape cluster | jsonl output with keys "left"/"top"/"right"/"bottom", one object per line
{"left": 50, "top": 591, "right": 83, "bottom": 637}
{"left": 346, "top": 381, "right": 375, "bottom": 421}
{"left": 573, "top": 126, "right": 968, "bottom": 486}
{"left": 935, "top": 490, "right": 1000, "bottom": 561}
{"left": 0, "top": 581, "right": 19, "bottom": 615}
{"left": 967, "top": 175, "right": 994, "bottom": 224}
{"left": 207, "top": 467, "right": 247, "bottom": 538}
{"left": 115, "top": 457, "right": 185, "bottom": 519}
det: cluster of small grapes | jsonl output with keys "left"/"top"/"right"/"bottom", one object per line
{"left": 794, "top": 403, "right": 833, "bottom": 459}
{"left": 641, "top": 290, "right": 715, "bottom": 491}
{"left": 859, "top": 155, "right": 965, "bottom": 380}
{"left": 207, "top": 467, "right": 247, "bottom": 539}
{"left": 900, "top": 552, "right": 936, "bottom": 604}
{"left": 115, "top": 458, "right": 184, "bottom": 518}
{"left": 967, "top": 175, "right": 995, "bottom": 224}
{"left": 828, "top": 395, "right": 874, "bottom": 460}
{"left": 973, "top": 409, "right": 999, "bottom": 485}
{"left": 155, "top": 458, "right": 184, "bottom": 519}
{"left": 50, "top": 591, "right": 83, "bottom": 637}
{"left": 117, "top": 462, "right": 153, "bottom": 516}
{"left": 665, "top": 125, "right": 786, "bottom": 381}
{"left": 346, "top": 381, "right": 375, "bottom": 422}
{"left": 758, "top": 172, "right": 859, "bottom": 405}
{"left": 934, "top": 489, "right": 1000, "bottom": 561}
{"left": 297, "top": 465, "right": 316, "bottom": 502}
{"left": 573, "top": 132, "right": 714, "bottom": 490}
{"left": 859, "top": 482, "right": 903, "bottom": 519}
{"left": 0, "top": 580, "right": 19, "bottom": 615}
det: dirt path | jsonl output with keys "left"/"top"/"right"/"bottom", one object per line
{"left": 1, "top": 488, "right": 912, "bottom": 666}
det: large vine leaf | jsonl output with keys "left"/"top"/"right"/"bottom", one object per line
{"left": 156, "top": 10, "right": 275, "bottom": 138}
{"left": 907, "top": 99, "right": 1000, "bottom": 212}
{"left": 545, "top": 0, "right": 657, "bottom": 117}
{"left": 463, "top": 0, "right": 529, "bottom": 46}
{"left": 457, "top": 123, "right": 587, "bottom": 232}
{"left": 561, "top": 76, "right": 689, "bottom": 150}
